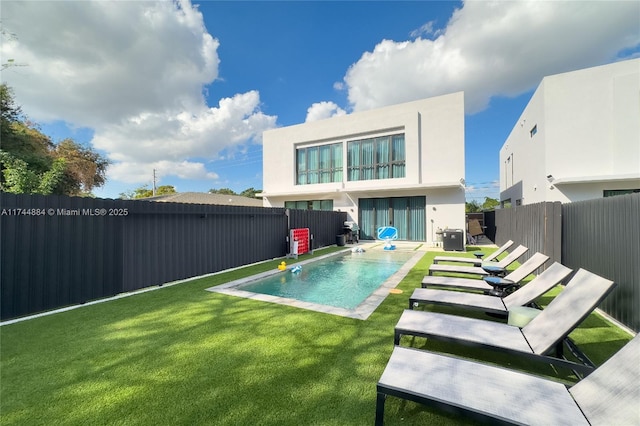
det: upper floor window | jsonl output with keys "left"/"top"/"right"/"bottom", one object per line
{"left": 529, "top": 125, "right": 537, "bottom": 137}
{"left": 603, "top": 189, "right": 639, "bottom": 197}
{"left": 296, "top": 142, "right": 343, "bottom": 185}
{"left": 347, "top": 133, "right": 405, "bottom": 181}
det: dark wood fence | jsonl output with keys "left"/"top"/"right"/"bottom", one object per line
{"left": 492, "top": 194, "right": 639, "bottom": 332}
{"left": 0, "top": 193, "right": 346, "bottom": 320}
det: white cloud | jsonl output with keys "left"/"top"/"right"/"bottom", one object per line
{"left": 92, "top": 91, "right": 275, "bottom": 162}
{"left": 409, "top": 20, "right": 439, "bottom": 39}
{"left": 342, "top": 0, "right": 640, "bottom": 114}
{"left": 1, "top": 0, "right": 276, "bottom": 185}
{"left": 305, "top": 101, "right": 347, "bottom": 122}
{"left": 108, "top": 160, "right": 218, "bottom": 184}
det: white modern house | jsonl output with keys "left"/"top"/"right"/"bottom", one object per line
{"left": 260, "top": 93, "right": 466, "bottom": 244}
{"left": 500, "top": 59, "right": 640, "bottom": 206}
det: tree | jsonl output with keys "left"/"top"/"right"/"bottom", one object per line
{"left": 1, "top": 84, "right": 22, "bottom": 137}
{"left": 482, "top": 197, "right": 499, "bottom": 210}
{"left": 209, "top": 187, "right": 236, "bottom": 195}
{"left": 0, "top": 83, "right": 109, "bottom": 196}
{"left": 121, "top": 185, "right": 177, "bottom": 199}
{"left": 53, "top": 139, "right": 109, "bottom": 195}
{"left": 240, "top": 187, "right": 261, "bottom": 198}
{"left": 0, "top": 151, "right": 66, "bottom": 194}
{"left": 465, "top": 200, "right": 481, "bottom": 213}
{"left": 466, "top": 197, "right": 499, "bottom": 212}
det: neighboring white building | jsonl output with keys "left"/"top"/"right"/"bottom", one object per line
{"left": 500, "top": 59, "right": 640, "bottom": 206}
{"left": 260, "top": 93, "right": 466, "bottom": 244}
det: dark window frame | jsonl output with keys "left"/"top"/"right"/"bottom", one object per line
{"left": 347, "top": 133, "right": 405, "bottom": 181}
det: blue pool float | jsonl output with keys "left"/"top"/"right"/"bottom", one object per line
{"left": 290, "top": 265, "right": 302, "bottom": 274}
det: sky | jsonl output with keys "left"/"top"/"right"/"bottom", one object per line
{"left": 2, "top": 0, "right": 639, "bottom": 201}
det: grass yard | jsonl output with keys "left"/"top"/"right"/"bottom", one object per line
{"left": 0, "top": 247, "right": 633, "bottom": 425}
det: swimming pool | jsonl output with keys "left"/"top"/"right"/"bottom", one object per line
{"left": 207, "top": 247, "right": 424, "bottom": 320}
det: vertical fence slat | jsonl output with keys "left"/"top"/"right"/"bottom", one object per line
{"left": 1, "top": 194, "right": 346, "bottom": 320}
{"left": 493, "top": 194, "right": 639, "bottom": 332}
{"left": 562, "top": 193, "right": 640, "bottom": 332}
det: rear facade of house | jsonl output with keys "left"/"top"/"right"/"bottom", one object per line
{"left": 500, "top": 58, "right": 640, "bottom": 206}
{"left": 260, "top": 92, "right": 466, "bottom": 245}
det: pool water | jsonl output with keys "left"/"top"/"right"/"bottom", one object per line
{"left": 239, "top": 251, "right": 414, "bottom": 309}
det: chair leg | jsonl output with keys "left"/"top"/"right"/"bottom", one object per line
{"left": 375, "top": 392, "right": 386, "bottom": 426}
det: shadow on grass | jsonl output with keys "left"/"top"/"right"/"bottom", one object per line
{"left": 0, "top": 249, "right": 631, "bottom": 426}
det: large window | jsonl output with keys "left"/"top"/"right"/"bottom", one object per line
{"left": 347, "top": 134, "right": 405, "bottom": 181}
{"left": 285, "top": 200, "right": 333, "bottom": 211}
{"left": 296, "top": 143, "right": 342, "bottom": 185}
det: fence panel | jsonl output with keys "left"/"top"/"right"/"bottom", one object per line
{"left": 288, "top": 208, "right": 348, "bottom": 249}
{"left": 493, "top": 196, "right": 638, "bottom": 332}
{"left": 562, "top": 193, "right": 640, "bottom": 332}
{"left": 1, "top": 194, "right": 346, "bottom": 320}
{"left": 494, "top": 201, "right": 562, "bottom": 265}
{"left": 483, "top": 210, "right": 496, "bottom": 243}
{"left": 120, "top": 202, "right": 288, "bottom": 291}
{"left": 0, "top": 194, "right": 124, "bottom": 318}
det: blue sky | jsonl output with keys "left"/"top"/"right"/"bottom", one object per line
{"left": 2, "top": 0, "right": 638, "bottom": 201}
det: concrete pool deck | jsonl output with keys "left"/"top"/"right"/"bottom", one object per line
{"left": 206, "top": 242, "right": 428, "bottom": 320}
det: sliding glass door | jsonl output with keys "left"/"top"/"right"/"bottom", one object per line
{"left": 358, "top": 196, "right": 426, "bottom": 241}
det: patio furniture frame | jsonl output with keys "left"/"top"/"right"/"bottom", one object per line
{"left": 428, "top": 245, "right": 528, "bottom": 277}
{"left": 375, "top": 334, "right": 639, "bottom": 426}
{"left": 410, "top": 262, "right": 572, "bottom": 313}
{"left": 395, "top": 269, "right": 616, "bottom": 376}
{"left": 421, "top": 252, "right": 549, "bottom": 294}
{"left": 432, "top": 239, "right": 514, "bottom": 266}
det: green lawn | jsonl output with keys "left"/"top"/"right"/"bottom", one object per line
{"left": 0, "top": 248, "right": 632, "bottom": 426}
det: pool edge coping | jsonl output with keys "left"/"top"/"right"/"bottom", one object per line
{"left": 206, "top": 247, "right": 425, "bottom": 320}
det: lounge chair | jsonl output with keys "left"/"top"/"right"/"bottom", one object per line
{"left": 409, "top": 262, "right": 572, "bottom": 314}
{"left": 467, "top": 218, "right": 485, "bottom": 242}
{"left": 421, "top": 252, "right": 549, "bottom": 295}
{"left": 375, "top": 334, "right": 640, "bottom": 426}
{"left": 428, "top": 245, "right": 528, "bottom": 277}
{"left": 432, "top": 239, "right": 514, "bottom": 266}
{"left": 395, "top": 269, "right": 616, "bottom": 375}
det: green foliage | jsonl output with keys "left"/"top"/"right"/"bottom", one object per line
{"left": 121, "top": 186, "right": 261, "bottom": 200}
{"left": 38, "top": 158, "right": 67, "bottom": 194}
{"left": 209, "top": 187, "right": 236, "bottom": 195}
{"left": 122, "top": 184, "right": 177, "bottom": 199}
{"left": 3, "top": 121, "right": 54, "bottom": 174}
{"left": 240, "top": 187, "right": 261, "bottom": 198}
{"left": 0, "top": 151, "right": 39, "bottom": 193}
{"left": 466, "top": 197, "right": 499, "bottom": 212}
{"left": 482, "top": 197, "right": 499, "bottom": 210}
{"left": 0, "top": 84, "right": 109, "bottom": 196}
{"left": 465, "top": 200, "right": 481, "bottom": 213}
{"left": 208, "top": 187, "right": 262, "bottom": 198}
{"left": 1, "top": 83, "right": 23, "bottom": 142}
{"left": 0, "top": 151, "right": 66, "bottom": 194}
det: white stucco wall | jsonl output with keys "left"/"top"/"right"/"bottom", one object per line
{"left": 500, "top": 59, "right": 640, "bottom": 205}
{"left": 261, "top": 92, "right": 466, "bottom": 244}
